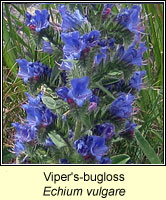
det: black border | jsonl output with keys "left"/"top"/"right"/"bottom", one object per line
{"left": 1, "top": 0, "right": 165, "bottom": 166}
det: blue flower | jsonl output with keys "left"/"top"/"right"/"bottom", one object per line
{"left": 12, "top": 122, "right": 37, "bottom": 156}
{"left": 90, "top": 136, "right": 108, "bottom": 161}
{"left": 116, "top": 42, "right": 147, "bottom": 67}
{"left": 98, "top": 39, "right": 107, "bottom": 47}
{"left": 60, "top": 55, "right": 74, "bottom": 71}
{"left": 82, "top": 30, "right": 101, "bottom": 47}
{"left": 25, "top": 9, "right": 50, "bottom": 32}
{"left": 56, "top": 87, "right": 69, "bottom": 101}
{"left": 12, "top": 122, "right": 37, "bottom": 143}
{"left": 45, "top": 137, "right": 55, "bottom": 147}
{"left": 129, "top": 70, "right": 146, "bottom": 91}
{"left": 99, "top": 157, "right": 112, "bottom": 164}
{"left": 58, "top": 4, "right": 86, "bottom": 32}
{"left": 14, "top": 141, "right": 25, "bottom": 156}
{"left": 59, "top": 159, "right": 70, "bottom": 164}
{"left": 110, "top": 93, "right": 135, "bottom": 119}
{"left": 74, "top": 135, "right": 108, "bottom": 161}
{"left": 119, "top": 121, "right": 137, "bottom": 139}
{"left": 22, "top": 93, "right": 55, "bottom": 126}
{"left": 42, "top": 108, "right": 55, "bottom": 127}
{"left": 25, "top": 92, "right": 43, "bottom": 106}
{"left": 42, "top": 40, "right": 53, "bottom": 54}
{"left": 105, "top": 79, "right": 125, "bottom": 92}
{"left": 68, "top": 76, "right": 92, "bottom": 107}
{"left": 108, "top": 38, "right": 116, "bottom": 50}
{"left": 94, "top": 47, "right": 108, "bottom": 65}
{"left": 16, "top": 59, "right": 40, "bottom": 83}
{"left": 61, "top": 31, "right": 86, "bottom": 59}
{"left": 115, "top": 46, "right": 125, "bottom": 59}
{"left": 95, "top": 123, "right": 116, "bottom": 140}
{"left": 16, "top": 59, "right": 50, "bottom": 83}
{"left": 60, "top": 72, "right": 67, "bottom": 84}
{"left": 115, "top": 5, "right": 141, "bottom": 33}
{"left": 89, "top": 95, "right": 99, "bottom": 104}
{"left": 74, "top": 135, "right": 91, "bottom": 156}
{"left": 68, "top": 129, "right": 74, "bottom": 139}
{"left": 21, "top": 104, "right": 43, "bottom": 125}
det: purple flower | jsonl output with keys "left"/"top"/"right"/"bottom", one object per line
{"left": 119, "top": 121, "right": 137, "bottom": 139}
{"left": 115, "top": 5, "right": 141, "bottom": 33}
{"left": 129, "top": 70, "right": 146, "bottom": 91}
{"left": 88, "top": 102, "right": 97, "bottom": 112}
{"left": 42, "top": 40, "right": 53, "bottom": 54}
{"left": 61, "top": 31, "right": 86, "bottom": 59}
{"left": 74, "top": 135, "right": 108, "bottom": 161}
{"left": 45, "top": 137, "right": 55, "bottom": 147}
{"left": 82, "top": 30, "right": 101, "bottom": 47}
{"left": 12, "top": 122, "right": 37, "bottom": 143}
{"left": 110, "top": 93, "right": 135, "bottom": 119}
{"left": 25, "top": 9, "right": 50, "bottom": 32}
{"left": 58, "top": 4, "right": 86, "bottom": 32}
{"left": 56, "top": 87, "right": 69, "bottom": 102}
{"left": 99, "top": 157, "right": 112, "bottom": 164}
{"left": 16, "top": 59, "right": 50, "bottom": 83}
{"left": 95, "top": 123, "right": 116, "bottom": 140}
{"left": 95, "top": 47, "right": 108, "bottom": 65}
{"left": 68, "top": 76, "right": 92, "bottom": 107}
{"left": 14, "top": 141, "right": 25, "bottom": 156}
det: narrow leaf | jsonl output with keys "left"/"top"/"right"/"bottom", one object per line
{"left": 111, "top": 154, "right": 130, "bottom": 164}
{"left": 135, "top": 130, "right": 162, "bottom": 164}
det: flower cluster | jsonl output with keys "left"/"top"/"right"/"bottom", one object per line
{"left": 16, "top": 59, "right": 52, "bottom": 83}
{"left": 12, "top": 92, "right": 56, "bottom": 155}
{"left": 12, "top": 3, "right": 148, "bottom": 164}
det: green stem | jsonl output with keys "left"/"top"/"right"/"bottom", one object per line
{"left": 95, "top": 82, "right": 116, "bottom": 100}
{"left": 74, "top": 120, "right": 82, "bottom": 140}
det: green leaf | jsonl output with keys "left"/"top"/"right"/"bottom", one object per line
{"left": 49, "top": 65, "right": 60, "bottom": 86}
{"left": 48, "top": 132, "right": 67, "bottom": 149}
{"left": 80, "top": 113, "right": 92, "bottom": 129}
{"left": 135, "top": 130, "right": 162, "bottom": 164}
{"left": 95, "top": 82, "right": 116, "bottom": 100}
{"left": 111, "top": 154, "right": 130, "bottom": 164}
{"left": 3, "top": 147, "right": 15, "bottom": 163}
{"left": 42, "top": 96, "right": 56, "bottom": 109}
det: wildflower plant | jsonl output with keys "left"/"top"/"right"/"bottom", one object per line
{"left": 11, "top": 3, "right": 150, "bottom": 164}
